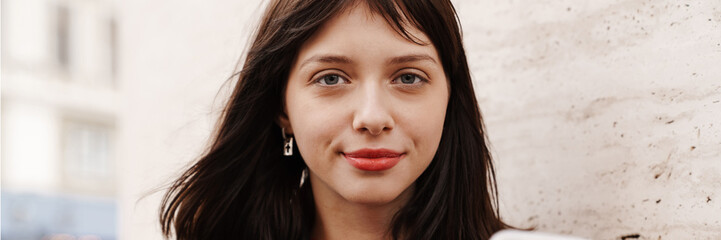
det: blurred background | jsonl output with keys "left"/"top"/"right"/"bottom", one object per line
{"left": 1, "top": 0, "right": 720, "bottom": 239}
{"left": 3, "top": 0, "right": 118, "bottom": 239}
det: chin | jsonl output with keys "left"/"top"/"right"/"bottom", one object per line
{"left": 338, "top": 181, "right": 413, "bottom": 206}
{"left": 344, "top": 194, "right": 400, "bottom": 206}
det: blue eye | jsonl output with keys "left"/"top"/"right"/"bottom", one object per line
{"left": 316, "top": 74, "right": 347, "bottom": 85}
{"left": 395, "top": 74, "right": 423, "bottom": 84}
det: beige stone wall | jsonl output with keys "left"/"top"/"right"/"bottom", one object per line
{"left": 455, "top": 0, "right": 721, "bottom": 239}
{"left": 117, "top": 0, "right": 721, "bottom": 239}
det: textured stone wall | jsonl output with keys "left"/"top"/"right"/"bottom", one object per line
{"left": 455, "top": 0, "right": 721, "bottom": 239}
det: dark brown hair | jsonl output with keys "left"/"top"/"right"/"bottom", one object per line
{"left": 160, "top": 0, "right": 508, "bottom": 239}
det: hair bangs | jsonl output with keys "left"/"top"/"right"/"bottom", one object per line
{"left": 345, "top": 0, "right": 429, "bottom": 45}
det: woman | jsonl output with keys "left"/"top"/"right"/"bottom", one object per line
{"left": 160, "top": 0, "right": 509, "bottom": 239}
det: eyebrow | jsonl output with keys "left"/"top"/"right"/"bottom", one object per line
{"left": 299, "top": 55, "right": 353, "bottom": 69}
{"left": 386, "top": 54, "right": 437, "bottom": 65}
{"left": 298, "top": 53, "right": 437, "bottom": 69}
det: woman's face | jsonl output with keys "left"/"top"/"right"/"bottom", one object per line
{"left": 282, "top": 4, "right": 449, "bottom": 205}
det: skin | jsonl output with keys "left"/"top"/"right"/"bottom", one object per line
{"left": 279, "top": 3, "right": 449, "bottom": 240}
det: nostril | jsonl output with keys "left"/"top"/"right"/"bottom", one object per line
{"left": 364, "top": 125, "right": 391, "bottom": 136}
{"left": 367, "top": 127, "right": 382, "bottom": 136}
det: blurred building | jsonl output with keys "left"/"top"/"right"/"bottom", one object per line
{"left": 2, "top": 0, "right": 119, "bottom": 239}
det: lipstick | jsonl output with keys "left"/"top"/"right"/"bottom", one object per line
{"left": 343, "top": 148, "right": 403, "bottom": 171}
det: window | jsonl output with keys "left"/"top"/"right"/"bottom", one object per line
{"left": 61, "top": 119, "right": 115, "bottom": 195}
{"left": 56, "top": 4, "right": 70, "bottom": 69}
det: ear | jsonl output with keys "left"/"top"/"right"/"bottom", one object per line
{"left": 276, "top": 112, "right": 294, "bottom": 135}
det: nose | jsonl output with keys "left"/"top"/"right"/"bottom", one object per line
{"left": 352, "top": 84, "right": 394, "bottom": 136}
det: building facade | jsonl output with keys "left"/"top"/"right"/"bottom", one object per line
{"left": 2, "top": 0, "right": 118, "bottom": 239}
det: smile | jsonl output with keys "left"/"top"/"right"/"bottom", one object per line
{"left": 342, "top": 148, "right": 404, "bottom": 171}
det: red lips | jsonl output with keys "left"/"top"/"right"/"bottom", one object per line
{"left": 343, "top": 148, "right": 403, "bottom": 171}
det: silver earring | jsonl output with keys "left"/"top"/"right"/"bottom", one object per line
{"left": 282, "top": 128, "right": 293, "bottom": 156}
{"left": 299, "top": 168, "right": 308, "bottom": 187}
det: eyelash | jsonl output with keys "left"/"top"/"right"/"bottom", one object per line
{"left": 314, "top": 74, "right": 349, "bottom": 86}
{"left": 312, "top": 72, "right": 429, "bottom": 86}
{"left": 391, "top": 73, "right": 428, "bottom": 85}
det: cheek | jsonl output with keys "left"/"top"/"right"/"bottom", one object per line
{"left": 401, "top": 94, "right": 448, "bottom": 161}
{"left": 286, "top": 93, "right": 347, "bottom": 164}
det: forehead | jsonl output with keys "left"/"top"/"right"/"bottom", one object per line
{"left": 295, "top": 2, "right": 438, "bottom": 63}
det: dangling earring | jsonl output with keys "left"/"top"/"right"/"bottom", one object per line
{"left": 282, "top": 128, "right": 293, "bottom": 156}
{"left": 299, "top": 168, "right": 308, "bottom": 187}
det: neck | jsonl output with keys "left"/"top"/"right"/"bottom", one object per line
{"left": 309, "top": 179, "right": 413, "bottom": 240}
